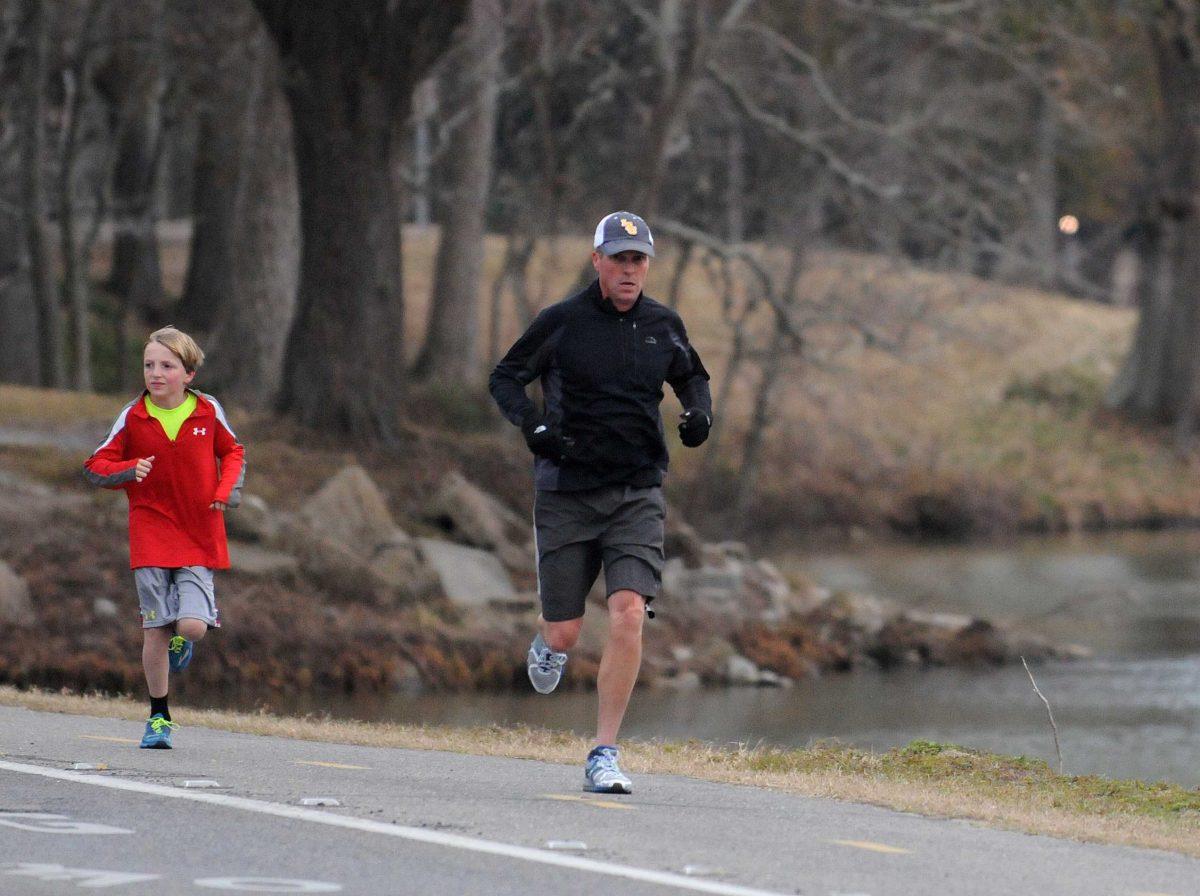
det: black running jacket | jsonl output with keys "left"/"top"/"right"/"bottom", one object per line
{"left": 490, "top": 279, "right": 712, "bottom": 491}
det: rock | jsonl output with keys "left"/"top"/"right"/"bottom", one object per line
{"left": 93, "top": 597, "right": 120, "bottom": 619}
{"left": 814, "top": 591, "right": 892, "bottom": 638}
{"left": 662, "top": 557, "right": 743, "bottom": 613}
{"left": 663, "top": 513, "right": 705, "bottom": 567}
{"left": 417, "top": 538, "right": 516, "bottom": 606}
{"left": 657, "top": 670, "right": 702, "bottom": 690}
{"left": 422, "top": 472, "right": 531, "bottom": 570}
{"left": 281, "top": 518, "right": 433, "bottom": 608}
{"left": 391, "top": 660, "right": 426, "bottom": 695}
{"left": 873, "top": 612, "right": 1009, "bottom": 668}
{"left": 300, "top": 466, "right": 400, "bottom": 553}
{"left": 726, "top": 653, "right": 761, "bottom": 686}
{"left": 228, "top": 541, "right": 300, "bottom": 578}
{"left": 287, "top": 468, "right": 439, "bottom": 607}
{"left": 223, "top": 493, "right": 279, "bottom": 543}
{"left": 0, "top": 561, "right": 32, "bottom": 626}
{"left": 756, "top": 669, "right": 793, "bottom": 688}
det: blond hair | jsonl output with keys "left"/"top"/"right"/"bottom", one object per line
{"left": 146, "top": 326, "right": 205, "bottom": 373}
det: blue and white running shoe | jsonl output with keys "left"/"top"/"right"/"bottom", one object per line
{"left": 584, "top": 746, "right": 632, "bottom": 794}
{"left": 527, "top": 632, "right": 567, "bottom": 694}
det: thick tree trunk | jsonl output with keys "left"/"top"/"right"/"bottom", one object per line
{"left": 415, "top": 0, "right": 502, "bottom": 384}
{"left": 199, "top": 37, "right": 299, "bottom": 409}
{"left": 254, "top": 0, "right": 468, "bottom": 441}
{"left": 178, "top": 111, "right": 235, "bottom": 331}
{"left": 102, "top": 6, "right": 168, "bottom": 315}
{"left": 278, "top": 100, "right": 403, "bottom": 438}
{"left": 1107, "top": 1, "right": 1200, "bottom": 435}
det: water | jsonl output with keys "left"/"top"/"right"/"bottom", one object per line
{"left": 192, "top": 530, "right": 1200, "bottom": 788}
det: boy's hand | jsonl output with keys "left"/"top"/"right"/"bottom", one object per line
{"left": 134, "top": 456, "right": 155, "bottom": 482}
{"left": 210, "top": 500, "right": 227, "bottom": 511}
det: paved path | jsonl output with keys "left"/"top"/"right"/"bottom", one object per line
{"left": 0, "top": 706, "right": 1193, "bottom": 895}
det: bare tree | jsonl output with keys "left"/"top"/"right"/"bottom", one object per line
{"left": 57, "top": 0, "right": 108, "bottom": 392}
{"left": 176, "top": 1, "right": 299, "bottom": 408}
{"left": 1106, "top": 0, "right": 1200, "bottom": 443}
{"left": 19, "top": 0, "right": 65, "bottom": 388}
{"left": 414, "top": 0, "right": 503, "bottom": 385}
{"left": 96, "top": 0, "right": 170, "bottom": 317}
{"left": 252, "top": 0, "right": 468, "bottom": 441}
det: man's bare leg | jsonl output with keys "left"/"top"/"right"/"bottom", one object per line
{"left": 595, "top": 589, "right": 645, "bottom": 746}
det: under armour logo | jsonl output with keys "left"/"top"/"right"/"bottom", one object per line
{"left": 193, "top": 427, "right": 206, "bottom": 436}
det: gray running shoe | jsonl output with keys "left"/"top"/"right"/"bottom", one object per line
{"left": 584, "top": 746, "right": 632, "bottom": 794}
{"left": 527, "top": 632, "right": 567, "bottom": 694}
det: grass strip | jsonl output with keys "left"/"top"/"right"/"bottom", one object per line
{"left": 1, "top": 686, "right": 1196, "bottom": 857}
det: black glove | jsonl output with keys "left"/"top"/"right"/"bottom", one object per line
{"left": 678, "top": 409, "right": 711, "bottom": 447}
{"left": 521, "top": 412, "right": 572, "bottom": 460}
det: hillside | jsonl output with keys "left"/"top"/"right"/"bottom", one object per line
{"left": 82, "top": 225, "right": 1189, "bottom": 541}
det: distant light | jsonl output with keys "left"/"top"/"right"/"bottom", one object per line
{"left": 1058, "top": 214, "right": 1080, "bottom": 235}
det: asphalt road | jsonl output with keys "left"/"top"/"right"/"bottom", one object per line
{"left": 0, "top": 705, "right": 1194, "bottom": 895}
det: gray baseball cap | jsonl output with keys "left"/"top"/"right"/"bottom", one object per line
{"left": 593, "top": 211, "right": 655, "bottom": 257}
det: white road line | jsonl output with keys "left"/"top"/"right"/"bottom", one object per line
{"left": 0, "top": 760, "right": 785, "bottom": 896}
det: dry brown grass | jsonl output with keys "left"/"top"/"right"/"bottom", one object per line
{"left": 4, "top": 686, "right": 1196, "bottom": 858}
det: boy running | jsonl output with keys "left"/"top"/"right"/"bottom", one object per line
{"left": 85, "top": 326, "right": 245, "bottom": 749}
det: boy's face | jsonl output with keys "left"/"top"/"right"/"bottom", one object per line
{"left": 143, "top": 341, "right": 195, "bottom": 408}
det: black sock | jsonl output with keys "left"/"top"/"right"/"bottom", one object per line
{"left": 150, "top": 695, "right": 170, "bottom": 721}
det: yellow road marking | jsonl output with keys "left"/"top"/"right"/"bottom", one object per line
{"left": 79, "top": 735, "right": 139, "bottom": 745}
{"left": 542, "top": 793, "right": 633, "bottom": 810}
{"left": 293, "top": 760, "right": 372, "bottom": 771}
{"left": 828, "top": 839, "right": 911, "bottom": 855}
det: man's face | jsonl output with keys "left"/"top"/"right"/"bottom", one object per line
{"left": 593, "top": 250, "right": 650, "bottom": 311}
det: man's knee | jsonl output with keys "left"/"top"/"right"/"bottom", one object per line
{"left": 608, "top": 590, "right": 646, "bottom": 638}
{"left": 544, "top": 617, "right": 583, "bottom": 652}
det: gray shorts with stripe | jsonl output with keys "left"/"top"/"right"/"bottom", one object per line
{"left": 133, "top": 566, "right": 220, "bottom": 629}
{"left": 534, "top": 484, "right": 665, "bottom": 622}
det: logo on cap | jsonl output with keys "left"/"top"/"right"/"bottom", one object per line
{"left": 620, "top": 218, "right": 638, "bottom": 235}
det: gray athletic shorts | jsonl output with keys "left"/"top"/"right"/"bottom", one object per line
{"left": 133, "top": 566, "right": 220, "bottom": 630}
{"left": 534, "top": 484, "right": 665, "bottom": 622}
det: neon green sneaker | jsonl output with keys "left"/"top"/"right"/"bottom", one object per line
{"left": 139, "top": 714, "right": 178, "bottom": 749}
{"left": 168, "top": 635, "right": 193, "bottom": 672}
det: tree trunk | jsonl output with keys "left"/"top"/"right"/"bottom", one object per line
{"left": 199, "top": 35, "right": 299, "bottom": 409}
{"left": 1029, "top": 88, "right": 1059, "bottom": 289}
{"left": 415, "top": 0, "right": 502, "bottom": 384}
{"left": 103, "top": 5, "right": 168, "bottom": 315}
{"left": 0, "top": 234, "right": 38, "bottom": 385}
{"left": 279, "top": 95, "right": 405, "bottom": 438}
{"left": 177, "top": 110, "right": 236, "bottom": 330}
{"left": 1106, "top": 1, "right": 1200, "bottom": 435}
{"left": 256, "top": 0, "right": 468, "bottom": 440}
{"left": 20, "top": 0, "right": 65, "bottom": 388}
{"left": 58, "top": 0, "right": 107, "bottom": 392}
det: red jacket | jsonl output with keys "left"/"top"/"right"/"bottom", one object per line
{"left": 84, "top": 390, "right": 246, "bottom": 569}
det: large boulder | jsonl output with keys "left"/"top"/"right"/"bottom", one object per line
{"left": 284, "top": 467, "right": 438, "bottom": 607}
{"left": 416, "top": 537, "right": 516, "bottom": 607}
{"left": 421, "top": 472, "right": 532, "bottom": 570}
{"left": 223, "top": 493, "right": 279, "bottom": 543}
{"left": 300, "top": 466, "right": 400, "bottom": 552}
{"left": 0, "top": 561, "right": 32, "bottom": 626}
